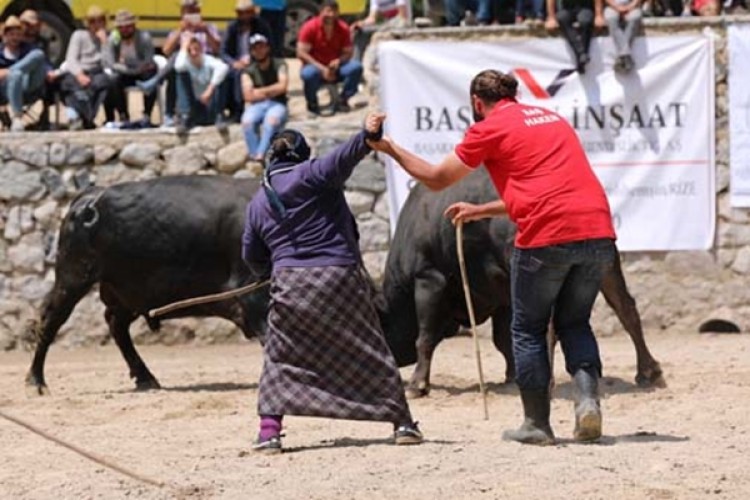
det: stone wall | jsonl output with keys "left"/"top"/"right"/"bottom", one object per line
{"left": 365, "top": 17, "right": 750, "bottom": 336}
{"left": 3, "top": 17, "right": 750, "bottom": 351}
{"left": 0, "top": 118, "right": 392, "bottom": 350}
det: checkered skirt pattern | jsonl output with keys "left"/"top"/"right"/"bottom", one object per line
{"left": 257, "top": 265, "right": 412, "bottom": 424}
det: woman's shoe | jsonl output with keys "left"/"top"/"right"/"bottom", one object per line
{"left": 394, "top": 422, "right": 423, "bottom": 445}
{"left": 252, "top": 435, "right": 282, "bottom": 454}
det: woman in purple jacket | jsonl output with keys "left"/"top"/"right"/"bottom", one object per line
{"left": 242, "top": 113, "right": 422, "bottom": 454}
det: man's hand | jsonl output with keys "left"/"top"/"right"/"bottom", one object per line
{"left": 233, "top": 59, "right": 250, "bottom": 70}
{"left": 444, "top": 202, "right": 484, "bottom": 225}
{"left": 200, "top": 87, "right": 214, "bottom": 105}
{"left": 329, "top": 58, "right": 341, "bottom": 71}
{"left": 322, "top": 66, "right": 337, "bottom": 82}
{"left": 76, "top": 72, "right": 91, "bottom": 87}
{"left": 366, "top": 135, "right": 396, "bottom": 155}
{"left": 594, "top": 14, "right": 606, "bottom": 28}
{"left": 544, "top": 16, "right": 558, "bottom": 30}
{"left": 365, "top": 112, "right": 385, "bottom": 138}
{"left": 0, "top": 68, "right": 9, "bottom": 81}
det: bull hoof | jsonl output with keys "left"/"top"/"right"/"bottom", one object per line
{"left": 406, "top": 387, "right": 429, "bottom": 399}
{"left": 135, "top": 378, "right": 162, "bottom": 391}
{"left": 635, "top": 364, "right": 666, "bottom": 388}
{"left": 24, "top": 375, "right": 50, "bottom": 397}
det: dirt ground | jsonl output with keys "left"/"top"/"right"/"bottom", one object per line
{"left": 0, "top": 328, "right": 748, "bottom": 499}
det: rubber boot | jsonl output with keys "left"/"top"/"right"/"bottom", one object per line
{"left": 573, "top": 367, "right": 602, "bottom": 442}
{"left": 502, "top": 389, "right": 555, "bottom": 445}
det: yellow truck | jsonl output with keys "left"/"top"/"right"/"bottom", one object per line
{"left": 0, "top": 0, "right": 368, "bottom": 64}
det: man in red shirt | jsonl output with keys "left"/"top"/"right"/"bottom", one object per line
{"left": 368, "top": 69, "right": 616, "bottom": 446}
{"left": 296, "top": 0, "right": 363, "bottom": 116}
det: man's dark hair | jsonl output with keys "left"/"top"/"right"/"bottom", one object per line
{"left": 321, "top": 0, "right": 340, "bottom": 10}
{"left": 470, "top": 70, "right": 518, "bottom": 103}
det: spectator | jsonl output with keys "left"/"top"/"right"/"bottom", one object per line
{"left": 19, "top": 9, "right": 61, "bottom": 130}
{"left": 686, "top": 0, "right": 721, "bottom": 14}
{"left": 103, "top": 9, "right": 157, "bottom": 124}
{"left": 515, "top": 0, "right": 546, "bottom": 23}
{"left": 0, "top": 16, "right": 48, "bottom": 131}
{"left": 254, "top": 0, "right": 287, "bottom": 57}
{"left": 603, "top": 0, "right": 642, "bottom": 73}
{"left": 139, "top": 0, "right": 221, "bottom": 127}
{"left": 174, "top": 36, "right": 229, "bottom": 135}
{"left": 350, "top": 0, "right": 411, "bottom": 63}
{"left": 59, "top": 5, "right": 113, "bottom": 129}
{"left": 546, "top": 0, "right": 606, "bottom": 74}
{"left": 443, "top": 0, "right": 492, "bottom": 25}
{"left": 220, "top": 0, "right": 273, "bottom": 122}
{"left": 297, "top": 0, "right": 362, "bottom": 116}
{"left": 241, "top": 34, "right": 289, "bottom": 161}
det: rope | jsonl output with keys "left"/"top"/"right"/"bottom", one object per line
{"left": 0, "top": 408, "right": 166, "bottom": 489}
{"left": 455, "top": 221, "right": 490, "bottom": 420}
{"left": 148, "top": 279, "right": 271, "bottom": 318}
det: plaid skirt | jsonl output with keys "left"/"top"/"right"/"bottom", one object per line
{"left": 257, "top": 265, "right": 412, "bottom": 424}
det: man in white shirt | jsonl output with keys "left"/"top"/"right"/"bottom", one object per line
{"left": 174, "top": 36, "right": 229, "bottom": 135}
{"left": 350, "top": 0, "right": 410, "bottom": 62}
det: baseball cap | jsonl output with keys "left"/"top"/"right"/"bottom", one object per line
{"left": 249, "top": 33, "right": 268, "bottom": 46}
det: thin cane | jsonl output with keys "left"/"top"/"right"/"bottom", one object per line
{"left": 456, "top": 221, "right": 490, "bottom": 420}
{"left": 148, "top": 279, "right": 270, "bottom": 318}
{"left": 0, "top": 408, "right": 166, "bottom": 489}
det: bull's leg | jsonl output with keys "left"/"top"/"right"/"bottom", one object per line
{"left": 406, "top": 269, "right": 448, "bottom": 399}
{"left": 25, "top": 282, "right": 92, "bottom": 395}
{"left": 491, "top": 306, "right": 515, "bottom": 383}
{"left": 104, "top": 308, "right": 161, "bottom": 390}
{"left": 601, "top": 252, "right": 665, "bottom": 387}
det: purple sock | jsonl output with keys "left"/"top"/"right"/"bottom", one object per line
{"left": 259, "top": 415, "right": 283, "bottom": 441}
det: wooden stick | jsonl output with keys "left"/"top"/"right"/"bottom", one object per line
{"left": 148, "top": 280, "right": 270, "bottom": 318}
{"left": 0, "top": 408, "right": 166, "bottom": 489}
{"left": 456, "top": 221, "right": 490, "bottom": 420}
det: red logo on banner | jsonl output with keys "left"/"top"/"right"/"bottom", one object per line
{"left": 511, "top": 68, "right": 577, "bottom": 99}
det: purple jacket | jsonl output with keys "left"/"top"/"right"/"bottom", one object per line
{"left": 242, "top": 130, "right": 372, "bottom": 275}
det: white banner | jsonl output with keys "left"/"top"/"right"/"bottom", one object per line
{"left": 379, "top": 35, "right": 715, "bottom": 251}
{"left": 729, "top": 25, "right": 750, "bottom": 207}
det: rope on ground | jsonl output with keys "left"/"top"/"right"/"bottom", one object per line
{"left": 148, "top": 279, "right": 271, "bottom": 318}
{"left": 0, "top": 408, "right": 166, "bottom": 489}
{"left": 456, "top": 221, "right": 490, "bottom": 420}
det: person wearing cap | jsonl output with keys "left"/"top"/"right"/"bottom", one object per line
{"left": 174, "top": 35, "right": 229, "bottom": 134}
{"left": 19, "top": 10, "right": 45, "bottom": 51}
{"left": 241, "top": 33, "right": 288, "bottom": 161}
{"left": 18, "top": 9, "right": 60, "bottom": 130}
{"left": 0, "top": 15, "right": 48, "bottom": 131}
{"left": 103, "top": 9, "right": 157, "bottom": 124}
{"left": 221, "top": 0, "right": 273, "bottom": 122}
{"left": 140, "top": 0, "right": 221, "bottom": 127}
{"left": 297, "top": 0, "right": 362, "bottom": 116}
{"left": 253, "top": 0, "right": 287, "bottom": 58}
{"left": 241, "top": 113, "right": 423, "bottom": 454}
{"left": 59, "top": 5, "right": 113, "bottom": 129}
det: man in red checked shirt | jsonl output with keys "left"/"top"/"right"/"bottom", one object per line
{"left": 367, "top": 69, "right": 617, "bottom": 446}
{"left": 296, "top": 0, "right": 363, "bottom": 116}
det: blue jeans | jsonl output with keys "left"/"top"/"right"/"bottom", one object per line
{"left": 242, "top": 100, "right": 288, "bottom": 158}
{"left": 300, "top": 60, "right": 363, "bottom": 111}
{"left": 444, "top": 0, "right": 493, "bottom": 24}
{"left": 175, "top": 71, "right": 224, "bottom": 125}
{"left": 1, "top": 49, "right": 47, "bottom": 115}
{"left": 510, "top": 238, "right": 616, "bottom": 390}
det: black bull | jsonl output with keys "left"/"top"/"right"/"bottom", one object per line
{"left": 379, "top": 168, "right": 664, "bottom": 398}
{"left": 24, "top": 172, "right": 663, "bottom": 395}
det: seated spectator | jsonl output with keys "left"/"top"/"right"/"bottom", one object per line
{"left": 103, "top": 9, "right": 157, "bottom": 124}
{"left": 174, "top": 36, "right": 229, "bottom": 135}
{"left": 241, "top": 34, "right": 288, "bottom": 161}
{"left": 604, "top": 0, "right": 642, "bottom": 73}
{"left": 687, "top": 0, "right": 721, "bottom": 14}
{"left": 297, "top": 0, "right": 363, "bottom": 116}
{"left": 515, "top": 0, "right": 546, "bottom": 23}
{"left": 443, "top": 0, "right": 493, "bottom": 25}
{"left": 59, "top": 5, "right": 113, "bottom": 129}
{"left": 19, "top": 9, "right": 60, "bottom": 130}
{"left": 0, "top": 16, "right": 49, "bottom": 131}
{"left": 220, "top": 0, "right": 273, "bottom": 122}
{"left": 139, "top": 0, "right": 221, "bottom": 127}
{"left": 546, "top": 0, "right": 606, "bottom": 74}
{"left": 255, "top": 0, "right": 287, "bottom": 57}
{"left": 350, "top": 0, "right": 411, "bottom": 63}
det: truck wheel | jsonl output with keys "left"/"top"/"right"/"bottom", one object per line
{"left": 285, "top": 0, "right": 319, "bottom": 57}
{"left": 38, "top": 10, "right": 73, "bottom": 67}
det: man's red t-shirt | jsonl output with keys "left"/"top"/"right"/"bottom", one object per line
{"left": 297, "top": 16, "right": 352, "bottom": 66}
{"left": 455, "top": 99, "right": 616, "bottom": 249}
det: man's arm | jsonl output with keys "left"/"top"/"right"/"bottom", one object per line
{"left": 162, "top": 28, "right": 183, "bottom": 56}
{"left": 64, "top": 31, "right": 83, "bottom": 76}
{"left": 368, "top": 136, "right": 473, "bottom": 191}
{"left": 444, "top": 200, "right": 507, "bottom": 225}
{"left": 263, "top": 64, "right": 289, "bottom": 98}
